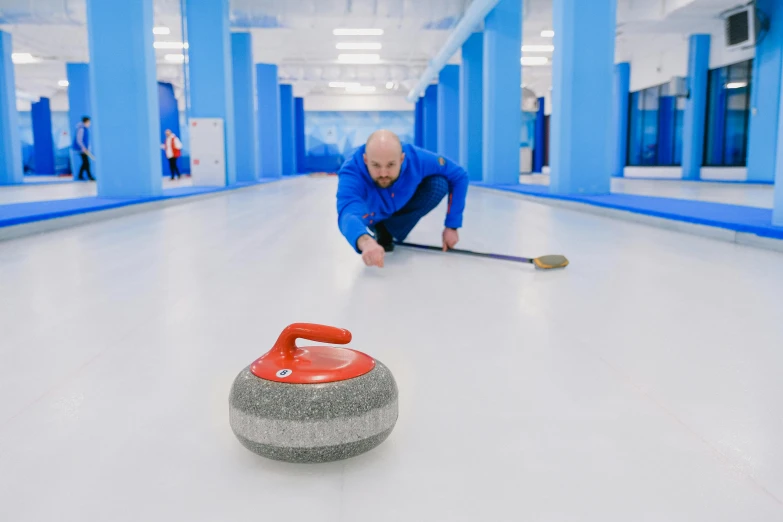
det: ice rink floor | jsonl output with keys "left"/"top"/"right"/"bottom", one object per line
{"left": 0, "top": 174, "right": 774, "bottom": 210}
{"left": 1, "top": 177, "right": 783, "bottom": 521}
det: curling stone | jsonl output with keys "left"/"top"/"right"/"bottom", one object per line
{"left": 229, "top": 323, "right": 398, "bottom": 463}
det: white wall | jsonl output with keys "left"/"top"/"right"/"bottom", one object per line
{"left": 624, "top": 22, "right": 756, "bottom": 93}
{"left": 304, "top": 95, "right": 415, "bottom": 112}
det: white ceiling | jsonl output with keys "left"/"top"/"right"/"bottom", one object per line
{"left": 0, "top": 0, "right": 743, "bottom": 110}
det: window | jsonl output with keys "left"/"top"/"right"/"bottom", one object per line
{"left": 627, "top": 84, "right": 684, "bottom": 166}
{"left": 704, "top": 60, "right": 752, "bottom": 166}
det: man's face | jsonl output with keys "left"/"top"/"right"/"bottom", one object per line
{"left": 364, "top": 149, "right": 405, "bottom": 188}
{"left": 165, "top": 130, "right": 172, "bottom": 137}
{"left": 84, "top": 120, "right": 91, "bottom": 128}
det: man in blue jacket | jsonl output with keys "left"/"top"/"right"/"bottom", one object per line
{"left": 71, "top": 116, "right": 94, "bottom": 181}
{"left": 336, "top": 130, "right": 469, "bottom": 268}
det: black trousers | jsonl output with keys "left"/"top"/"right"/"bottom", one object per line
{"left": 168, "top": 157, "right": 181, "bottom": 179}
{"left": 78, "top": 153, "right": 94, "bottom": 181}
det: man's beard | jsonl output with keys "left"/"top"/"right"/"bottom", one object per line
{"left": 373, "top": 176, "right": 398, "bottom": 188}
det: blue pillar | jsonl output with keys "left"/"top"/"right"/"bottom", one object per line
{"left": 747, "top": 0, "right": 783, "bottom": 183}
{"left": 460, "top": 32, "right": 483, "bottom": 181}
{"left": 423, "top": 84, "right": 438, "bottom": 152}
{"left": 86, "top": 0, "right": 161, "bottom": 197}
{"left": 681, "top": 34, "right": 710, "bottom": 181}
{"left": 658, "top": 96, "right": 675, "bottom": 165}
{"left": 185, "top": 0, "right": 236, "bottom": 185}
{"left": 533, "top": 97, "right": 545, "bottom": 173}
{"left": 279, "top": 84, "right": 296, "bottom": 175}
{"left": 256, "top": 64, "right": 282, "bottom": 178}
{"left": 231, "top": 32, "right": 258, "bottom": 182}
{"left": 294, "top": 97, "right": 306, "bottom": 173}
{"left": 612, "top": 62, "right": 630, "bottom": 177}
{"left": 437, "top": 64, "right": 460, "bottom": 161}
{"left": 414, "top": 98, "right": 424, "bottom": 147}
{"left": 0, "top": 30, "right": 23, "bottom": 184}
{"left": 482, "top": 0, "right": 522, "bottom": 185}
{"left": 31, "top": 97, "right": 56, "bottom": 175}
{"left": 66, "top": 63, "right": 92, "bottom": 178}
{"left": 550, "top": 0, "right": 615, "bottom": 194}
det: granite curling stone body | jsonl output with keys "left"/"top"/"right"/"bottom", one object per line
{"left": 229, "top": 323, "right": 399, "bottom": 463}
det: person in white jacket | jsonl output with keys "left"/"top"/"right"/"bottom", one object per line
{"left": 161, "top": 129, "right": 183, "bottom": 180}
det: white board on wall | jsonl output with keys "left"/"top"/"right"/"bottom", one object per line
{"left": 189, "top": 118, "right": 226, "bottom": 187}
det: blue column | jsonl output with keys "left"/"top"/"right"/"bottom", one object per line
{"left": 460, "top": 32, "right": 483, "bottom": 181}
{"left": 612, "top": 62, "right": 630, "bottom": 177}
{"left": 0, "top": 30, "right": 23, "bottom": 184}
{"left": 437, "top": 64, "right": 460, "bottom": 161}
{"left": 482, "top": 0, "right": 522, "bottom": 185}
{"left": 747, "top": 0, "right": 783, "bottom": 183}
{"left": 414, "top": 98, "right": 424, "bottom": 147}
{"left": 681, "top": 34, "right": 710, "bottom": 181}
{"left": 658, "top": 96, "right": 675, "bottom": 165}
{"left": 231, "top": 32, "right": 258, "bottom": 182}
{"left": 294, "top": 97, "right": 306, "bottom": 173}
{"left": 550, "top": 0, "right": 615, "bottom": 194}
{"left": 85, "top": 0, "right": 161, "bottom": 197}
{"left": 31, "top": 97, "right": 56, "bottom": 175}
{"left": 185, "top": 0, "right": 236, "bottom": 185}
{"left": 256, "top": 64, "right": 282, "bottom": 178}
{"left": 423, "top": 84, "right": 438, "bottom": 152}
{"left": 66, "top": 63, "right": 92, "bottom": 178}
{"left": 279, "top": 84, "right": 296, "bottom": 175}
{"left": 533, "top": 97, "right": 545, "bottom": 173}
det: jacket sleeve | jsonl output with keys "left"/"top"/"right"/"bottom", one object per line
{"left": 416, "top": 149, "right": 469, "bottom": 229}
{"left": 336, "top": 168, "right": 372, "bottom": 253}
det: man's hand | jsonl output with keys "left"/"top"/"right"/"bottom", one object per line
{"left": 442, "top": 227, "right": 459, "bottom": 251}
{"left": 357, "top": 235, "right": 385, "bottom": 268}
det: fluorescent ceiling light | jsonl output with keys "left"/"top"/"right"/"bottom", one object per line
{"left": 58, "top": 80, "right": 69, "bottom": 87}
{"left": 333, "top": 28, "right": 384, "bottom": 36}
{"left": 153, "top": 26, "right": 171, "bottom": 35}
{"left": 345, "top": 85, "right": 377, "bottom": 93}
{"left": 11, "top": 53, "right": 39, "bottom": 64}
{"left": 164, "top": 54, "right": 185, "bottom": 63}
{"left": 726, "top": 81, "right": 748, "bottom": 89}
{"left": 541, "top": 30, "right": 555, "bottom": 37}
{"left": 521, "top": 56, "right": 549, "bottom": 66}
{"left": 329, "top": 81, "right": 361, "bottom": 88}
{"left": 336, "top": 42, "right": 382, "bottom": 50}
{"left": 385, "top": 81, "right": 394, "bottom": 89}
{"left": 154, "top": 41, "right": 188, "bottom": 49}
{"left": 337, "top": 53, "right": 380, "bottom": 64}
{"left": 522, "top": 44, "right": 554, "bottom": 52}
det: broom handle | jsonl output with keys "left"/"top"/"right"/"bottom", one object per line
{"left": 398, "top": 242, "right": 534, "bottom": 264}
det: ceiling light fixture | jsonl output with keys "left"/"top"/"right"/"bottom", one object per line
{"left": 164, "top": 54, "right": 186, "bottom": 63}
{"left": 541, "top": 30, "right": 555, "bottom": 37}
{"left": 153, "top": 26, "right": 171, "bottom": 35}
{"left": 58, "top": 80, "right": 69, "bottom": 87}
{"left": 11, "top": 53, "right": 39, "bottom": 64}
{"left": 521, "top": 56, "right": 549, "bottom": 66}
{"left": 337, "top": 53, "right": 381, "bottom": 64}
{"left": 522, "top": 44, "right": 554, "bottom": 52}
{"left": 385, "top": 81, "right": 394, "bottom": 89}
{"left": 726, "top": 81, "right": 748, "bottom": 89}
{"left": 333, "top": 28, "right": 384, "bottom": 36}
{"left": 336, "top": 42, "right": 382, "bottom": 50}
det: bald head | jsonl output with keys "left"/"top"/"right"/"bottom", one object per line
{"left": 364, "top": 130, "right": 405, "bottom": 188}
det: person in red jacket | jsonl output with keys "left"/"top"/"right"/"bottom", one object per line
{"left": 161, "top": 129, "right": 183, "bottom": 180}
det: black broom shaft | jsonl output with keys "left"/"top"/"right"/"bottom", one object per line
{"left": 398, "top": 242, "right": 534, "bottom": 264}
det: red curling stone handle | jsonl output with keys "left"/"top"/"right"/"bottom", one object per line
{"left": 272, "top": 323, "right": 352, "bottom": 358}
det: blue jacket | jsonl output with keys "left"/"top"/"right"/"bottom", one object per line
{"left": 336, "top": 143, "right": 469, "bottom": 251}
{"left": 72, "top": 123, "right": 90, "bottom": 152}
